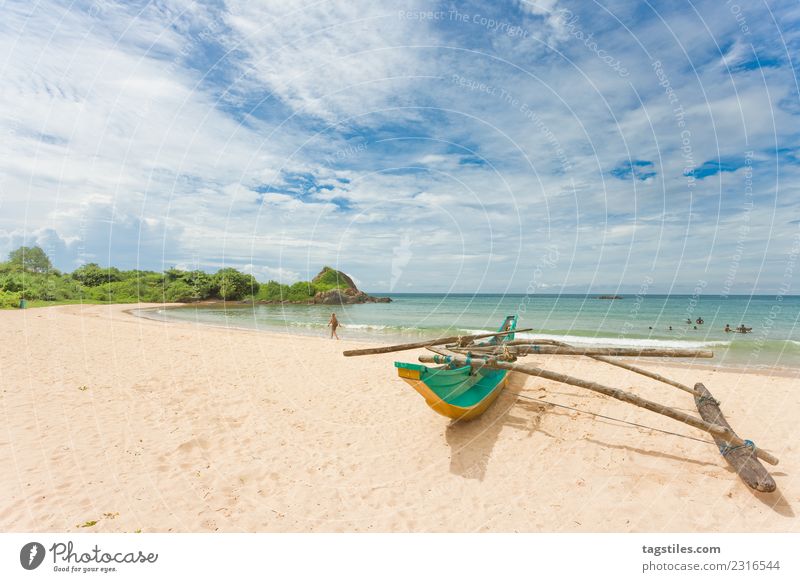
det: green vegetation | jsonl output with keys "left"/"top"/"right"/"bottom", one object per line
{"left": 312, "top": 265, "right": 356, "bottom": 291}
{"left": 72, "top": 263, "right": 123, "bottom": 287}
{"left": 255, "top": 280, "right": 316, "bottom": 302}
{"left": 0, "top": 246, "right": 356, "bottom": 309}
{"left": 212, "top": 267, "right": 259, "bottom": 300}
{"left": 0, "top": 290, "right": 21, "bottom": 308}
{"left": 8, "top": 245, "right": 53, "bottom": 273}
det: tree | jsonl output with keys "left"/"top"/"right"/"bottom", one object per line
{"left": 165, "top": 281, "right": 196, "bottom": 302}
{"left": 259, "top": 280, "right": 286, "bottom": 301}
{"left": 288, "top": 281, "right": 315, "bottom": 301}
{"left": 212, "top": 268, "right": 259, "bottom": 300}
{"left": 164, "top": 268, "right": 185, "bottom": 282}
{"left": 8, "top": 246, "right": 53, "bottom": 273}
{"left": 182, "top": 270, "right": 213, "bottom": 298}
{"left": 72, "top": 263, "right": 122, "bottom": 287}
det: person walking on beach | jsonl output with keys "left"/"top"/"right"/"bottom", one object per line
{"left": 328, "top": 312, "right": 340, "bottom": 339}
{"left": 725, "top": 324, "right": 732, "bottom": 333}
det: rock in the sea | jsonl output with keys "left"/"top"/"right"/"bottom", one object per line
{"left": 312, "top": 266, "right": 358, "bottom": 291}
{"left": 310, "top": 267, "right": 391, "bottom": 304}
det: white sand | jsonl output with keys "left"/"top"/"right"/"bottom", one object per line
{"left": 0, "top": 304, "right": 797, "bottom": 532}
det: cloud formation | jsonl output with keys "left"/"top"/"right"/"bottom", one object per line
{"left": 0, "top": 0, "right": 798, "bottom": 293}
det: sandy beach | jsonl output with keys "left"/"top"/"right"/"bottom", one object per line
{"left": 0, "top": 304, "right": 797, "bottom": 532}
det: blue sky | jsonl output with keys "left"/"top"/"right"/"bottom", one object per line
{"left": 0, "top": 0, "right": 798, "bottom": 293}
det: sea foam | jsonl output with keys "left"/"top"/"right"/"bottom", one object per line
{"left": 462, "top": 329, "right": 729, "bottom": 350}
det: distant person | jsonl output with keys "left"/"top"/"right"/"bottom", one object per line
{"left": 686, "top": 318, "right": 692, "bottom": 324}
{"left": 668, "top": 326, "right": 673, "bottom": 331}
{"left": 696, "top": 317, "right": 704, "bottom": 325}
{"left": 724, "top": 324, "right": 732, "bottom": 333}
{"left": 648, "top": 326, "right": 653, "bottom": 330}
{"left": 693, "top": 325, "right": 697, "bottom": 330}
{"left": 328, "top": 312, "right": 340, "bottom": 340}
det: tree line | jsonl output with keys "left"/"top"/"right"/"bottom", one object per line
{"left": 0, "top": 246, "right": 336, "bottom": 308}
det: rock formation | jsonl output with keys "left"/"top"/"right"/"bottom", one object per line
{"left": 311, "top": 267, "right": 391, "bottom": 304}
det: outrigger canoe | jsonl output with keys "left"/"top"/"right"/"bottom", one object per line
{"left": 394, "top": 315, "right": 518, "bottom": 420}
{"left": 346, "top": 316, "right": 780, "bottom": 491}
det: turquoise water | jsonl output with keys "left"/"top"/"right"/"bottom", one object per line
{"left": 145, "top": 294, "right": 800, "bottom": 370}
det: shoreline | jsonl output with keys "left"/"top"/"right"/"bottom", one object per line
{"left": 1, "top": 303, "right": 796, "bottom": 533}
{"left": 126, "top": 303, "right": 372, "bottom": 349}
{"left": 131, "top": 303, "right": 800, "bottom": 378}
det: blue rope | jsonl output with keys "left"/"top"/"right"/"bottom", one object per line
{"left": 719, "top": 439, "right": 756, "bottom": 457}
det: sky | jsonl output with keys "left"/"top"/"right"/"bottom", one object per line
{"left": 0, "top": 0, "right": 798, "bottom": 294}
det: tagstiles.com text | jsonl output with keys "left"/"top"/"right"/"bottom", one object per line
{"left": 643, "top": 544, "right": 720, "bottom": 557}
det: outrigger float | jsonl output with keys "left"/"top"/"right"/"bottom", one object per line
{"left": 343, "top": 315, "right": 779, "bottom": 492}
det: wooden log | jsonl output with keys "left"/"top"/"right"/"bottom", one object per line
{"left": 587, "top": 356, "right": 701, "bottom": 397}
{"left": 457, "top": 345, "right": 714, "bottom": 358}
{"left": 341, "top": 328, "right": 532, "bottom": 357}
{"left": 694, "top": 383, "right": 777, "bottom": 492}
{"left": 418, "top": 354, "right": 779, "bottom": 466}
{"left": 496, "top": 339, "right": 704, "bottom": 397}
{"left": 530, "top": 340, "right": 702, "bottom": 396}
{"left": 425, "top": 346, "right": 455, "bottom": 357}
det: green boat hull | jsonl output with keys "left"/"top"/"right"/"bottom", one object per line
{"left": 395, "top": 316, "right": 518, "bottom": 420}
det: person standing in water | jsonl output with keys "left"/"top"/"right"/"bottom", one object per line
{"left": 328, "top": 312, "right": 340, "bottom": 339}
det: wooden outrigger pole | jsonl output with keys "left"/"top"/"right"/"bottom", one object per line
{"left": 465, "top": 338, "right": 705, "bottom": 397}
{"left": 342, "top": 327, "right": 533, "bottom": 357}
{"left": 450, "top": 345, "right": 715, "bottom": 359}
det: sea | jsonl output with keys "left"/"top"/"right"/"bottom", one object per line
{"left": 142, "top": 294, "right": 800, "bottom": 370}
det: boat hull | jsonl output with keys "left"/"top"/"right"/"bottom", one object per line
{"left": 394, "top": 315, "right": 517, "bottom": 421}
{"left": 397, "top": 367, "right": 509, "bottom": 420}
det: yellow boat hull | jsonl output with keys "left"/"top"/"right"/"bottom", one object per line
{"left": 398, "top": 373, "right": 508, "bottom": 421}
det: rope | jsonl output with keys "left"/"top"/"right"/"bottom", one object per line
{"left": 696, "top": 394, "right": 721, "bottom": 407}
{"left": 512, "top": 392, "right": 716, "bottom": 446}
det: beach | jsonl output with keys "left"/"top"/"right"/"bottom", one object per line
{"left": 0, "top": 303, "right": 797, "bottom": 532}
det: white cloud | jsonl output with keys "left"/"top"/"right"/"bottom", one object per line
{"left": 0, "top": 0, "right": 798, "bottom": 293}
{"left": 220, "top": 0, "right": 437, "bottom": 123}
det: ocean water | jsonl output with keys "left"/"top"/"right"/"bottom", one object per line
{"left": 145, "top": 294, "right": 800, "bottom": 370}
